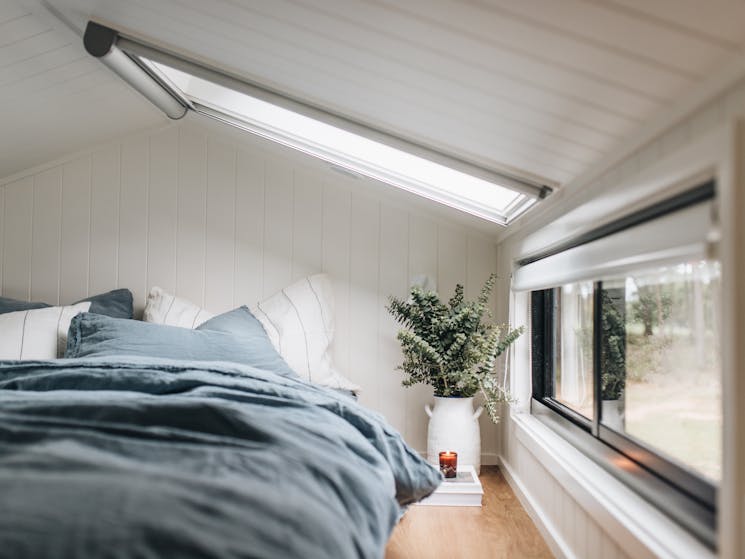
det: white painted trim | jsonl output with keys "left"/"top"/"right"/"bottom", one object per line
{"left": 498, "top": 454, "right": 569, "bottom": 559}
{"left": 511, "top": 123, "right": 726, "bottom": 263}
{"left": 509, "top": 412, "right": 714, "bottom": 559}
{"left": 481, "top": 451, "right": 499, "bottom": 466}
{"left": 718, "top": 119, "right": 745, "bottom": 559}
{"left": 498, "top": 50, "right": 745, "bottom": 245}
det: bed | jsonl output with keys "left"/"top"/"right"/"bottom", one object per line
{"left": 0, "top": 280, "right": 441, "bottom": 558}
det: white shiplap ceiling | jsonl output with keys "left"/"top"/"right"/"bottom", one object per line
{"left": 3, "top": 0, "right": 745, "bottom": 196}
{"left": 0, "top": 0, "right": 165, "bottom": 177}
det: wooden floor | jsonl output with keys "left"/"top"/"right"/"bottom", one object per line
{"left": 386, "top": 467, "right": 553, "bottom": 559}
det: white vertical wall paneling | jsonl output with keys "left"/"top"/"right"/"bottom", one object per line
{"left": 437, "top": 223, "right": 467, "bottom": 297}
{"left": 561, "top": 485, "right": 575, "bottom": 557}
{"left": 31, "top": 168, "right": 61, "bottom": 304}
{"left": 466, "top": 235, "right": 500, "bottom": 460}
{"left": 377, "top": 203, "right": 409, "bottom": 435}
{"left": 0, "top": 120, "right": 501, "bottom": 458}
{"left": 322, "top": 180, "right": 352, "bottom": 377}
{"left": 3, "top": 178, "right": 32, "bottom": 300}
{"left": 118, "top": 138, "right": 149, "bottom": 315}
{"left": 573, "top": 503, "right": 589, "bottom": 559}
{"left": 542, "top": 460, "right": 559, "bottom": 547}
{"left": 60, "top": 157, "right": 91, "bottom": 303}
{"left": 234, "top": 150, "right": 265, "bottom": 307}
{"left": 205, "top": 138, "right": 237, "bottom": 313}
{"left": 548, "top": 472, "right": 562, "bottom": 550}
{"left": 601, "top": 535, "right": 620, "bottom": 559}
{"left": 349, "top": 192, "right": 381, "bottom": 409}
{"left": 89, "top": 146, "right": 120, "bottom": 296}
{"left": 176, "top": 126, "right": 207, "bottom": 306}
{"left": 586, "top": 519, "right": 602, "bottom": 559}
{"left": 147, "top": 128, "right": 178, "bottom": 295}
{"left": 262, "top": 158, "right": 293, "bottom": 298}
{"left": 291, "top": 170, "right": 323, "bottom": 282}
{"left": 406, "top": 214, "right": 438, "bottom": 456}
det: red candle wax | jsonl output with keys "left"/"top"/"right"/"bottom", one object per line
{"left": 439, "top": 451, "right": 458, "bottom": 478}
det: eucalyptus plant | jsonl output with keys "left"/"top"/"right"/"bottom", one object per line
{"left": 386, "top": 273, "right": 523, "bottom": 423}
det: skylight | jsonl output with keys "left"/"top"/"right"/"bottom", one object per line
{"left": 139, "top": 58, "right": 538, "bottom": 225}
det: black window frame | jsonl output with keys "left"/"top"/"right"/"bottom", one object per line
{"left": 529, "top": 181, "right": 718, "bottom": 549}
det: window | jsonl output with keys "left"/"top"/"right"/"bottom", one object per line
{"left": 553, "top": 281, "right": 594, "bottom": 420}
{"left": 606, "top": 262, "right": 721, "bottom": 482}
{"left": 132, "top": 57, "right": 538, "bottom": 225}
{"left": 524, "top": 182, "right": 719, "bottom": 547}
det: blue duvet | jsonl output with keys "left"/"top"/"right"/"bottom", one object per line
{"left": 0, "top": 357, "right": 440, "bottom": 558}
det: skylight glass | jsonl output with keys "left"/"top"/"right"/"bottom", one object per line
{"left": 140, "top": 58, "right": 537, "bottom": 224}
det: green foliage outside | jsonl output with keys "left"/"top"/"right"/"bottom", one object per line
{"left": 632, "top": 285, "right": 672, "bottom": 336}
{"left": 625, "top": 332, "right": 671, "bottom": 382}
{"left": 386, "top": 273, "right": 523, "bottom": 423}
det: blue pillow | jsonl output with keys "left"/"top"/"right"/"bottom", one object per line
{"left": 0, "top": 297, "right": 48, "bottom": 313}
{"left": 0, "top": 289, "right": 133, "bottom": 319}
{"left": 64, "top": 307, "right": 298, "bottom": 378}
{"left": 77, "top": 289, "right": 134, "bottom": 319}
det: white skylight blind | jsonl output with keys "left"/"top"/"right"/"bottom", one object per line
{"left": 137, "top": 58, "right": 539, "bottom": 225}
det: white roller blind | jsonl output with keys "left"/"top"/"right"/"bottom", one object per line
{"left": 512, "top": 201, "right": 715, "bottom": 292}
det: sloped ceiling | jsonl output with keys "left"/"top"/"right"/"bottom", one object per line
{"left": 0, "top": 0, "right": 166, "bottom": 178}
{"left": 3, "top": 0, "right": 745, "bottom": 193}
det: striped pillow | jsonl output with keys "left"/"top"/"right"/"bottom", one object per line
{"left": 143, "top": 276, "right": 358, "bottom": 392}
{"left": 0, "top": 302, "right": 91, "bottom": 360}
{"left": 251, "top": 275, "right": 358, "bottom": 392}
{"left": 143, "top": 287, "right": 214, "bottom": 328}
{"left": 252, "top": 275, "right": 335, "bottom": 384}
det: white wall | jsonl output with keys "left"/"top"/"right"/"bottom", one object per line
{"left": 0, "top": 116, "right": 504, "bottom": 461}
{"left": 495, "top": 74, "right": 745, "bottom": 559}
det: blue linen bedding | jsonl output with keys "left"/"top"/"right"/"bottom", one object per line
{"left": 0, "top": 356, "right": 440, "bottom": 558}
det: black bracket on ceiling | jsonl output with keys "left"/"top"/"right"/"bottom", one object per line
{"left": 83, "top": 21, "right": 118, "bottom": 58}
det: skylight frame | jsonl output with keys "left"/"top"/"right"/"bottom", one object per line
{"left": 115, "top": 37, "right": 549, "bottom": 226}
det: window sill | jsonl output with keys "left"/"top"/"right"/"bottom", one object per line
{"left": 508, "top": 410, "right": 714, "bottom": 559}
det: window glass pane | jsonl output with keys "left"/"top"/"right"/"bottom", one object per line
{"left": 139, "top": 59, "right": 533, "bottom": 224}
{"left": 554, "top": 282, "right": 594, "bottom": 419}
{"left": 601, "top": 260, "right": 722, "bottom": 482}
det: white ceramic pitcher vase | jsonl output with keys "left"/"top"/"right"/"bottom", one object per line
{"left": 425, "top": 396, "right": 482, "bottom": 474}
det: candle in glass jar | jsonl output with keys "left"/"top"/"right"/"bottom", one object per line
{"left": 439, "top": 451, "right": 458, "bottom": 478}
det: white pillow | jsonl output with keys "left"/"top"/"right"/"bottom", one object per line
{"left": 0, "top": 302, "right": 91, "bottom": 360}
{"left": 252, "top": 275, "right": 358, "bottom": 391}
{"left": 143, "top": 287, "right": 214, "bottom": 328}
{"left": 143, "top": 276, "right": 358, "bottom": 392}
